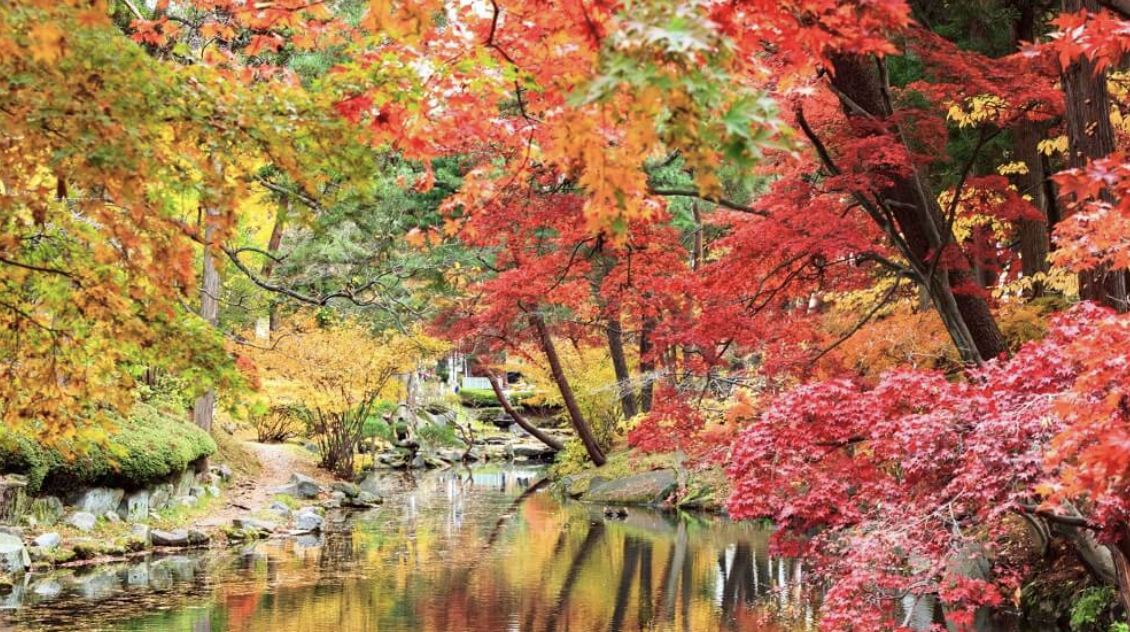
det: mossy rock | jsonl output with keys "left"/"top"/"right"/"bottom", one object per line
{"left": 584, "top": 470, "right": 677, "bottom": 506}
{"left": 0, "top": 403, "right": 215, "bottom": 494}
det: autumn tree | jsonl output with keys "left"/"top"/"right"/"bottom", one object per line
{"left": 244, "top": 317, "right": 446, "bottom": 476}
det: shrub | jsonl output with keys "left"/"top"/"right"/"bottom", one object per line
{"left": 250, "top": 404, "right": 304, "bottom": 443}
{"left": 0, "top": 403, "right": 216, "bottom": 493}
{"left": 459, "top": 388, "right": 534, "bottom": 408}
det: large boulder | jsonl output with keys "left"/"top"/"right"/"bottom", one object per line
{"left": 150, "top": 529, "right": 190, "bottom": 547}
{"left": 0, "top": 533, "right": 30, "bottom": 573}
{"left": 583, "top": 470, "right": 677, "bottom": 506}
{"left": 70, "top": 488, "right": 124, "bottom": 516}
{"left": 118, "top": 490, "right": 150, "bottom": 522}
{"left": 66, "top": 511, "right": 97, "bottom": 533}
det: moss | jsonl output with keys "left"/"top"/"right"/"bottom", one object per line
{"left": 0, "top": 403, "right": 215, "bottom": 494}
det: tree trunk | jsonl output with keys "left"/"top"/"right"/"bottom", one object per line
{"left": 605, "top": 315, "right": 639, "bottom": 420}
{"left": 1062, "top": 0, "right": 1129, "bottom": 311}
{"left": 639, "top": 317, "right": 657, "bottom": 412}
{"left": 529, "top": 312, "right": 607, "bottom": 466}
{"left": 828, "top": 54, "right": 1009, "bottom": 363}
{"left": 261, "top": 200, "right": 288, "bottom": 333}
{"left": 486, "top": 372, "right": 564, "bottom": 451}
{"left": 1013, "top": 5, "right": 1053, "bottom": 293}
{"left": 191, "top": 204, "right": 221, "bottom": 432}
{"left": 1015, "top": 124, "right": 1052, "bottom": 286}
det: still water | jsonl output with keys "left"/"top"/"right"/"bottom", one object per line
{"left": 0, "top": 466, "right": 813, "bottom": 632}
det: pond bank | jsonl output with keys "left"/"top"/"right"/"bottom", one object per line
{"left": 551, "top": 450, "right": 731, "bottom": 512}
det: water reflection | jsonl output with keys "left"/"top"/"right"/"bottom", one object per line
{"left": 0, "top": 466, "right": 812, "bottom": 632}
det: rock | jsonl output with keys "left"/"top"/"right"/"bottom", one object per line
{"left": 189, "top": 485, "right": 207, "bottom": 498}
{"left": 345, "top": 491, "right": 382, "bottom": 509}
{"left": 211, "top": 464, "right": 233, "bottom": 481}
{"left": 377, "top": 452, "right": 408, "bottom": 468}
{"left": 206, "top": 485, "right": 221, "bottom": 498}
{"left": 66, "top": 512, "right": 97, "bottom": 532}
{"left": 302, "top": 441, "right": 319, "bottom": 454}
{"left": 584, "top": 470, "right": 677, "bottom": 506}
{"left": 320, "top": 499, "right": 342, "bottom": 509}
{"left": 330, "top": 482, "right": 360, "bottom": 498}
{"left": 0, "top": 526, "right": 23, "bottom": 538}
{"left": 0, "top": 533, "right": 29, "bottom": 573}
{"left": 175, "top": 495, "right": 198, "bottom": 509}
{"left": 118, "top": 490, "right": 150, "bottom": 522}
{"left": 150, "top": 529, "right": 190, "bottom": 547}
{"left": 149, "top": 484, "right": 173, "bottom": 511}
{"left": 70, "top": 487, "right": 124, "bottom": 516}
{"left": 509, "top": 442, "right": 557, "bottom": 461}
{"left": 130, "top": 524, "right": 150, "bottom": 542}
{"left": 186, "top": 529, "right": 210, "bottom": 545}
{"left": 410, "top": 454, "right": 426, "bottom": 469}
{"left": 174, "top": 469, "right": 196, "bottom": 498}
{"left": 233, "top": 517, "right": 277, "bottom": 533}
{"left": 103, "top": 511, "right": 120, "bottom": 523}
{"left": 267, "top": 501, "right": 292, "bottom": 518}
{"left": 287, "top": 473, "right": 321, "bottom": 499}
{"left": 293, "top": 509, "right": 324, "bottom": 532}
{"left": 33, "top": 532, "right": 60, "bottom": 550}
{"left": 330, "top": 490, "right": 346, "bottom": 501}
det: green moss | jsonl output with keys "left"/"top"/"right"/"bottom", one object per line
{"left": 0, "top": 403, "right": 215, "bottom": 493}
{"left": 1070, "top": 586, "right": 1119, "bottom": 632}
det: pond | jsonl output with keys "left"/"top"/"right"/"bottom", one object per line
{"left": 0, "top": 466, "right": 815, "bottom": 632}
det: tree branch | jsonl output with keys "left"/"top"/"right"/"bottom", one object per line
{"left": 647, "top": 187, "right": 768, "bottom": 216}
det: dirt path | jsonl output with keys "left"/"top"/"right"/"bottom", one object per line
{"left": 192, "top": 441, "right": 336, "bottom": 529}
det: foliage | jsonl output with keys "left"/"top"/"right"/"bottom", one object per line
{"left": 248, "top": 404, "right": 305, "bottom": 443}
{"left": 243, "top": 317, "right": 446, "bottom": 476}
{"left": 0, "top": 0, "right": 368, "bottom": 443}
{"left": 727, "top": 305, "right": 1130, "bottom": 630}
{"left": 1070, "top": 586, "right": 1119, "bottom": 632}
{"left": 0, "top": 402, "right": 215, "bottom": 493}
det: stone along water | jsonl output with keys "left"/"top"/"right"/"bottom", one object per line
{"left": 0, "top": 466, "right": 814, "bottom": 632}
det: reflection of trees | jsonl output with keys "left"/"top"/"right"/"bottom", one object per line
{"left": 542, "top": 521, "right": 605, "bottom": 632}
{"left": 609, "top": 536, "right": 640, "bottom": 632}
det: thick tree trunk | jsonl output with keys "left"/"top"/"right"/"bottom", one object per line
{"left": 606, "top": 315, "right": 639, "bottom": 420}
{"left": 1015, "top": 124, "right": 1052, "bottom": 285}
{"left": 191, "top": 206, "right": 221, "bottom": 433}
{"left": 530, "top": 312, "right": 607, "bottom": 466}
{"left": 1062, "top": 0, "right": 1129, "bottom": 311}
{"left": 486, "top": 372, "right": 564, "bottom": 451}
{"left": 639, "top": 317, "right": 657, "bottom": 412}
{"left": 1013, "top": 6, "right": 1053, "bottom": 292}
{"left": 829, "top": 54, "right": 1008, "bottom": 363}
